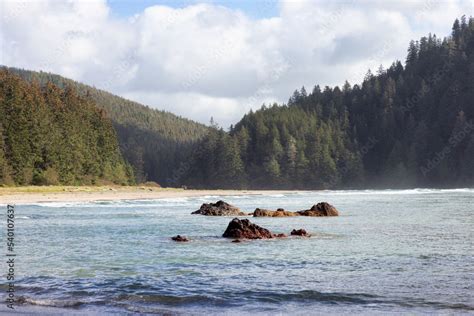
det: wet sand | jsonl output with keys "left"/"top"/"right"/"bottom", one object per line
{"left": 0, "top": 186, "right": 295, "bottom": 204}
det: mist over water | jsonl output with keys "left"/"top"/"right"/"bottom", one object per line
{"left": 1, "top": 189, "right": 473, "bottom": 314}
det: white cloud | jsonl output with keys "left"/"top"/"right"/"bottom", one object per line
{"left": 0, "top": 0, "right": 471, "bottom": 127}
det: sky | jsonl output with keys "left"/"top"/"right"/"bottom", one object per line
{"left": 1, "top": 0, "right": 473, "bottom": 127}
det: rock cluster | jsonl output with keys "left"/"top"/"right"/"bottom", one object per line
{"left": 222, "top": 218, "right": 275, "bottom": 239}
{"left": 171, "top": 235, "right": 189, "bottom": 242}
{"left": 176, "top": 201, "right": 341, "bottom": 242}
{"left": 253, "top": 202, "right": 339, "bottom": 217}
{"left": 191, "top": 200, "right": 246, "bottom": 216}
{"left": 290, "top": 229, "right": 310, "bottom": 237}
{"left": 297, "top": 202, "right": 339, "bottom": 217}
{"left": 222, "top": 218, "right": 302, "bottom": 240}
{"left": 253, "top": 208, "right": 298, "bottom": 217}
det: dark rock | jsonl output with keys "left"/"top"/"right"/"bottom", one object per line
{"left": 252, "top": 208, "right": 273, "bottom": 217}
{"left": 223, "top": 218, "right": 274, "bottom": 239}
{"left": 231, "top": 239, "right": 242, "bottom": 243}
{"left": 297, "top": 202, "right": 339, "bottom": 216}
{"left": 290, "top": 229, "right": 310, "bottom": 237}
{"left": 192, "top": 200, "right": 246, "bottom": 216}
{"left": 171, "top": 235, "right": 189, "bottom": 242}
{"left": 273, "top": 233, "right": 288, "bottom": 238}
{"left": 253, "top": 208, "right": 299, "bottom": 217}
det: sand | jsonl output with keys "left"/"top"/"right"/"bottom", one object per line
{"left": 0, "top": 186, "right": 295, "bottom": 204}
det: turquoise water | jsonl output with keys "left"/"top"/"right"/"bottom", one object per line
{"left": 1, "top": 189, "right": 473, "bottom": 315}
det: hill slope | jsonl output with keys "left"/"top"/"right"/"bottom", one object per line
{"left": 4, "top": 17, "right": 472, "bottom": 189}
{"left": 183, "top": 16, "right": 474, "bottom": 189}
{"left": 0, "top": 69, "right": 134, "bottom": 185}
{"left": 5, "top": 67, "right": 209, "bottom": 185}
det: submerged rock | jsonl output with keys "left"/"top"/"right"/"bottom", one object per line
{"left": 290, "top": 229, "right": 310, "bottom": 237}
{"left": 297, "top": 202, "right": 339, "bottom": 217}
{"left": 253, "top": 208, "right": 299, "bottom": 217}
{"left": 191, "top": 200, "right": 246, "bottom": 216}
{"left": 223, "top": 218, "right": 274, "bottom": 239}
{"left": 171, "top": 235, "right": 189, "bottom": 242}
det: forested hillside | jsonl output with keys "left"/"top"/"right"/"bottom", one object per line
{"left": 5, "top": 67, "right": 209, "bottom": 185}
{"left": 3, "top": 17, "right": 472, "bottom": 189}
{"left": 183, "top": 17, "right": 474, "bottom": 189}
{"left": 0, "top": 70, "right": 134, "bottom": 185}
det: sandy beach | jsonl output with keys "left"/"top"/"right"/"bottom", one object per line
{"left": 0, "top": 186, "right": 295, "bottom": 204}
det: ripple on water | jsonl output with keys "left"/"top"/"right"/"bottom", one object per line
{"left": 10, "top": 190, "right": 474, "bottom": 314}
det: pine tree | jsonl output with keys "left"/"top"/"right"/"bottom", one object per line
{"left": 406, "top": 40, "right": 419, "bottom": 66}
{"left": 0, "top": 123, "right": 11, "bottom": 185}
{"left": 0, "top": 69, "right": 134, "bottom": 185}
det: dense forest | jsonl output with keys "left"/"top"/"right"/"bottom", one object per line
{"left": 182, "top": 17, "right": 474, "bottom": 189}
{"left": 0, "top": 70, "right": 134, "bottom": 185}
{"left": 5, "top": 67, "right": 209, "bottom": 185}
{"left": 1, "top": 17, "right": 473, "bottom": 188}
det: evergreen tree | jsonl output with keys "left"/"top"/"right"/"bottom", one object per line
{"left": 4, "top": 16, "right": 474, "bottom": 189}
{"left": 0, "top": 69, "right": 134, "bottom": 185}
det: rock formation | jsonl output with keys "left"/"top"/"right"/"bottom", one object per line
{"left": 297, "top": 202, "right": 339, "bottom": 216}
{"left": 171, "top": 235, "right": 189, "bottom": 242}
{"left": 192, "top": 200, "right": 246, "bottom": 216}
{"left": 253, "top": 208, "right": 298, "bottom": 217}
{"left": 290, "top": 229, "right": 310, "bottom": 237}
{"left": 223, "top": 218, "right": 275, "bottom": 239}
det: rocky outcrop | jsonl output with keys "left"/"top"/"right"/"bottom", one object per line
{"left": 253, "top": 203, "right": 339, "bottom": 217}
{"left": 253, "top": 208, "right": 299, "bottom": 217}
{"left": 290, "top": 229, "right": 310, "bottom": 237}
{"left": 192, "top": 200, "right": 246, "bottom": 216}
{"left": 192, "top": 201, "right": 339, "bottom": 217}
{"left": 223, "top": 218, "right": 275, "bottom": 239}
{"left": 297, "top": 202, "right": 339, "bottom": 216}
{"left": 222, "top": 218, "right": 315, "bottom": 240}
{"left": 171, "top": 235, "right": 189, "bottom": 242}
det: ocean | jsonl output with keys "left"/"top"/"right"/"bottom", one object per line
{"left": 1, "top": 189, "right": 473, "bottom": 315}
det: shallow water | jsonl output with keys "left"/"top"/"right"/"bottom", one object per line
{"left": 1, "top": 189, "right": 473, "bottom": 315}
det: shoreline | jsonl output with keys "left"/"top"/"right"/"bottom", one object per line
{"left": 0, "top": 186, "right": 297, "bottom": 204}
{"left": 1, "top": 186, "right": 471, "bottom": 205}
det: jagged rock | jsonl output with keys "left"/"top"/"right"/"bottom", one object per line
{"left": 223, "top": 218, "right": 274, "bottom": 239}
{"left": 253, "top": 208, "right": 299, "bottom": 217}
{"left": 274, "top": 233, "right": 288, "bottom": 238}
{"left": 290, "top": 229, "right": 310, "bottom": 237}
{"left": 171, "top": 235, "right": 189, "bottom": 242}
{"left": 297, "top": 202, "right": 339, "bottom": 216}
{"left": 192, "top": 200, "right": 246, "bottom": 216}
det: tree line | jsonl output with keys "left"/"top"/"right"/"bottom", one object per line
{"left": 182, "top": 17, "right": 474, "bottom": 189}
{"left": 6, "top": 67, "right": 209, "bottom": 186}
{"left": 0, "top": 70, "right": 134, "bottom": 185}
{"left": 2, "top": 16, "right": 473, "bottom": 189}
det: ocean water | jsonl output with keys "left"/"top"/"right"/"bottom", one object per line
{"left": 1, "top": 189, "right": 473, "bottom": 315}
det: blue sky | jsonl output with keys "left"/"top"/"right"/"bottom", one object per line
{"left": 1, "top": 0, "right": 471, "bottom": 127}
{"left": 108, "top": 0, "right": 279, "bottom": 19}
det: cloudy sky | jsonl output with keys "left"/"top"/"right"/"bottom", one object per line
{"left": 1, "top": 0, "right": 472, "bottom": 127}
